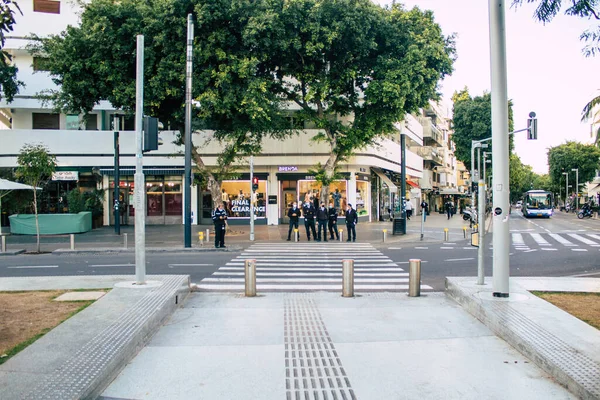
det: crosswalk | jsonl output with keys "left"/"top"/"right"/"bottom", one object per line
{"left": 195, "top": 243, "right": 432, "bottom": 292}
{"left": 510, "top": 232, "right": 600, "bottom": 252}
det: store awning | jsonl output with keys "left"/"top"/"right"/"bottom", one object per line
{"left": 589, "top": 184, "right": 600, "bottom": 195}
{"left": 440, "top": 188, "right": 460, "bottom": 195}
{"left": 372, "top": 168, "right": 397, "bottom": 193}
{"left": 100, "top": 167, "right": 185, "bottom": 176}
{"left": 406, "top": 180, "right": 420, "bottom": 189}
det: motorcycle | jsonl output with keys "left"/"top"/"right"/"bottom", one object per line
{"left": 462, "top": 207, "right": 478, "bottom": 225}
{"left": 578, "top": 207, "right": 593, "bottom": 219}
{"left": 565, "top": 203, "right": 571, "bottom": 213}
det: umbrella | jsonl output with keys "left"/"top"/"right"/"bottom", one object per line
{"left": 0, "top": 179, "right": 41, "bottom": 224}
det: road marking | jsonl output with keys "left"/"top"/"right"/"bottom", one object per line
{"left": 567, "top": 271, "right": 600, "bottom": 277}
{"left": 523, "top": 249, "right": 538, "bottom": 253}
{"left": 168, "top": 264, "right": 214, "bottom": 267}
{"left": 568, "top": 233, "right": 598, "bottom": 246}
{"left": 213, "top": 272, "right": 409, "bottom": 277}
{"left": 571, "top": 248, "right": 588, "bottom": 252}
{"left": 7, "top": 265, "right": 58, "bottom": 269}
{"left": 89, "top": 264, "right": 134, "bottom": 267}
{"left": 512, "top": 233, "right": 525, "bottom": 246}
{"left": 226, "top": 262, "right": 398, "bottom": 267}
{"left": 462, "top": 247, "right": 477, "bottom": 250}
{"left": 443, "top": 243, "right": 456, "bottom": 245}
{"left": 220, "top": 267, "right": 406, "bottom": 272}
{"left": 444, "top": 258, "right": 475, "bottom": 262}
{"left": 587, "top": 234, "right": 600, "bottom": 241}
{"left": 195, "top": 284, "right": 434, "bottom": 290}
{"left": 201, "top": 277, "right": 411, "bottom": 283}
{"left": 387, "top": 247, "right": 402, "bottom": 250}
{"left": 549, "top": 234, "right": 577, "bottom": 247}
{"left": 440, "top": 247, "right": 454, "bottom": 250}
{"left": 541, "top": 248, "right": 558, "bottom": 251}
{"left": 530, "top": 233, "right": 551, "bottom": 246}
{"left": 414, "top": 247, "right": 428, "bottom": 250}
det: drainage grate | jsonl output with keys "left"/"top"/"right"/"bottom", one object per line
{"left": 284, "top": 296, "right": 356, "bottom": 400}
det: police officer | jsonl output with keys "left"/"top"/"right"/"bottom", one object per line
{"left": 302, "top": 199, "right": 317, "bottom": 241}
{"left": 328, "top": 202, "right": 340, "bottom": 240}
{"left": 345, "top": 203, "right": 358, "bottom": 242}
{"left": 287, "top": 201, "right": 300, "bottom": 241}
{"left": 212, "top": 202, "right": 227, "bottom": 248}
{"left": 316, "top": 202, "right": 329, "bottom": 242}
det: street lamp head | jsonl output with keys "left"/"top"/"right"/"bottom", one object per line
{"left": 481, "top": 144, "right": 489, "bottom": 149}
{"left": 529, "top": 111, "right": 536, "bottom": 118}
{"left": 572, "top": 168, "right": 578, "bottom": 172}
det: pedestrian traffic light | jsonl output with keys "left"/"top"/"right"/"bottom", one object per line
{"left": 252, "top": 176, "right": 259, "bottom": 191}
{"left": 143, "top": 117, "right": 159, "bottom": 152}
{"left": 527, "top": 112, "right": 537, "bottom": 140}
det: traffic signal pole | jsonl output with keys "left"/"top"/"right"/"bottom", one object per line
{"left": 183, "top": 14, "right": 194, "bottom": 248}
{"left": 250, "top": 155, "right": 254, "bottom": 241}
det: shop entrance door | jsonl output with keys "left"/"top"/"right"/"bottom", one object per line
{"left": 200, "top": 192, "right": 214, "bottom": 224}
{"left": 281, "top": 190, "right": 297, "bottom": 223}
{"left": 110, "top": 188, "right": 131, "bottom": 225}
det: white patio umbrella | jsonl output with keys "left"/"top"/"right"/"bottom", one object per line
{"left": 0, "top": 178, "right": 41, "bottom": 223}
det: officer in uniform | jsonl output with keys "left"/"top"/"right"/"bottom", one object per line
{"left": 302, "top": 199, "right": 317, "bottom": 241}
{"left": 328, "top": 202, "right": 340, "bottom": 240}
{"left": 287, "top": 201, "right": 300, "bottom": 241}
{"left": 345, "top": 203, "right": 358, "bottom": 242}
{"left": 212, "top": 203, "right": 228, "bottom": 248}
{"left": 316, "top": 202, "right": 329, "bottom": 242}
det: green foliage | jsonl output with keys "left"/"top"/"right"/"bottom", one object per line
{"left": 15, "top": 144, "right": 57, "bottom": 188}
{"left": 548, "top": 141, "right": 600, "bottom": 186}
{"left": 66, "top": 190, "right": 85, "bottom": 213}
{"left": 508, "top": 155, "right": 553, "bottom": 202}
{"left": 0, "top": 0, "right": 23, "bottom": 102}
{"left": 451, "top": 90, "right": 514, "bottom": 169}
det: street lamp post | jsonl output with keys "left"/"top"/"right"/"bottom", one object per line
{"left": 563, "top": 172, "right": 569, "bottom": 209}
{"left": 572, "top": 168, "right": 579, "bottom": 210}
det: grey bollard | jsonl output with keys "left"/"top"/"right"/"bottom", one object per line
{"left": 245, "top": 259, "right": 257, "bottom": 297}
{"left": 339, "top": 230, "right": 343, "bottom": 242}
{"left": 1, "top": 235, "right": 5, "bottom": 253}
{"left": 294, "top": 229, "right": 299, "bottom": 242}
{"left": 408, "top": 259, "right": 421, "bottom": 297}
{"left": 383, "top": 229, "right": 387, "bottom": 243}
{"left": 342, "top": 259, "right": 354, "bottom": 297}
{"left": 123, "top": 233, "right": 128, "bottom": 249}
{"left": 70, "top": 234, "right": 75, "bottom": 250}
{"left": 206, "top": 228, "right": 210, "bottom": 243}
{"left": 443, "top": 228, "right": 449, "bottom": 242}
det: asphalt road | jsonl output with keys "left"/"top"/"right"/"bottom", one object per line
{"left": 0, "top": 209, "right": 598, "bottom": 291}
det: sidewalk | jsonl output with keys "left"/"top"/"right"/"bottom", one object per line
{"left": 0, "top": 212, "right": 473, "bottom": 254}
{"left": 1, "top": 275, "right": 596, "bottom": 399}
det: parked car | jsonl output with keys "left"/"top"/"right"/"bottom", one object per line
{"left": 515, "top": 200, "right": 522, "bottom": 209}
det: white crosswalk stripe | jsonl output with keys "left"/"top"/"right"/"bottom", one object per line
{"left": 549, "top": 234, "right": 577, "bottom": 247}
{"left": 509, "top": 232, "right": 600, "bottom": 251}
{"left": 196, "top": 243, "right": 432, "bottom": 292}
{"left": 567, "top": 233, "right": 598, "bottom": 246}
{"left": 530, "top": 233, "right": 551, "bottom": 246}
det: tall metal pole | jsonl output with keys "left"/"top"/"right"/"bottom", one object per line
{"left": 477, "top": 179, "right": 485, "bottom": 284}
{"left": 250, "top": 155, "right": 255, "bottom": 241}
{"left": 400, "top": 134, "right": 406, "bottom": 234}
{"left": 134, "top": 35, "right": 146, "bottom": 285}
{"left": 489, "top": 0, "right": 510, "bottom": 297}
{"left": 573, "top": 169, "right": 579, "bottom": 210}
{"left": 471, "top": 141, "right": 478, "bottom": 211}
{"left": 113, "top": 115, "right": 120, "bottom": 235}
{"left": 563, "top": 173, "right": 568, "bottom": 209}
{"left": 184, "top": 14, "right": 194, "bottom": 248}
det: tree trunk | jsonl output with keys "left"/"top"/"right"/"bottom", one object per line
{"left": 320, "top": 150, "right": 339, "bottom": 206}
{"left": 33, "top": 189, "right": 40, "bottom": 253}
{"left": 207, "top": 175, "right": 222, "bottom": 209}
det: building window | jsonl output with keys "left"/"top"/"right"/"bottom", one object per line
{"left": 33, "top": 0, "right": 60, "bottom": 14}
{"left": 84, "top": 114, "right": 98, "bottom": 130}
{"left": 355, "top": 181, "right": 369, "bottom": 216}
{"left": 32, "top": 113, "right": 60, "bottom": 129}
{"left": 221, "top": 181, "right": 267, "bottom": 218}
{"left": 33, "top": 57, "right": 51, "bottom": 72}
{"left": 298, "top": 180, "right": 347, "bottom": 215}
{"left": 66, "top": 114, "right": 79, "bottom": 130}
{"left": 164, "top": 181, "right": 182, "bottom": 216}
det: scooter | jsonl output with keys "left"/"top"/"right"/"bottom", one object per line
{"left": 462, "top": 208, "right": 474, "bottom": 221}
{"left": 578, "top": 207, "right": 593, "bottom": 219}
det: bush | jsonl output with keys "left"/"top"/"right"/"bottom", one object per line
{"left": 67, "top": 190, "right": 85, "bottom": 213}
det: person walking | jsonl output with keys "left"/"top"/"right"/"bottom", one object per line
{"left": 302, "top": 200, "right": 317, "bottom": 241}
{"left": 345, "top": 203, "right": 358, "bottom": 242}
{"left": 212, "top": 202, "right": 227, "bottom": 248}
{"left": 405, "top": 200, "right": 413, "bottom": 220}
{"left": 328, "top": 202, "right": 340, "bottom": 240}
{"left": 316, "top": 203, "right": 329, "bottom": 242}
{"left": 286, "top": 201, "right": 300, "bottom": 241}
{"left": 445, "top": 200, "right": 451, "bottom": 220}
{"left": 421, "top": 200, "right": 428, "bottom": 222}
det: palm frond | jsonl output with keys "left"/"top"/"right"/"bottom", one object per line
{"left": 581, "top": 95, "right": 600, "bottom": 122}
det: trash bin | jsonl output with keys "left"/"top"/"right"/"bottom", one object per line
{"left": 1, "top": 212, "right": 8, "bottom": 227}
{"left": 392, "top": 217, "right": 406, "bottom": 235}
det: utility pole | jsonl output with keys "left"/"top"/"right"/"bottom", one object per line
{"left": 400, "top": 134, "right": 406, "bottom": 234}
{"left": 572, "top": 168, "right": 579, "bottom": 211}
{"left": 563, "top": 172, "right": 569, "bottom": 209}
{"left": 184, "top": 14, "right": 194, "bottom": 248}
{"left": 134, "top": 35, "right": 146, "bottom": 285}
{"left": 489, "top": 0, "right": 510, "bottom": 297}
{"left": 250, "top": 155, "right": 255, "bottom": 241}
{"left": 113, "top": 114, "right": 120, "bottom": 235}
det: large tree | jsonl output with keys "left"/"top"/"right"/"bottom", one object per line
{"left": 451, "top": 89, "right": 514, "bottom": 170}
{"left": 0, "top": 0, "right": 23, "bottom": 102}
{"left": 252, "top": 1, "right": 455, "bottom": 203}
{"left": 30, "top": 0, "right": 292, "bottom": 206}
{"left": 547, "top": 141, "right": 600, "bottom": 190}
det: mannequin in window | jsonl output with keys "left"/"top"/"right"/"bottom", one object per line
{"left": 332, "top": 189, "right": 342, "bottom": 208}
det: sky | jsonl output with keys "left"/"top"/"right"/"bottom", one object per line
{"left": 374, "top": 0, "right": 600, "bottom": 174}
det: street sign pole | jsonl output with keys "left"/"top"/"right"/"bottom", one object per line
{"left": 184, "top": 14, "right": 194, "bottom": 248}
{"left": 134, "top": 35, "right": 146, "bottom": 285}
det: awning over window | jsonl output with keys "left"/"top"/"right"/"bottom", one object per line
{"left": 406, "top": 180, "right": 420, "bottom": 189}
{"left": 372, "top": 168, "right": 398, "bottom": 193}
{"left": 100, "top": 167, "right": 185, "bottom": 176}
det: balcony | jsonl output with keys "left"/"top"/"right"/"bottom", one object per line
{"left": 414, "top": 146, "right": 443, "bottom": 166}
{"left": 417, "top": 117, "right": 444, "bottom": 147}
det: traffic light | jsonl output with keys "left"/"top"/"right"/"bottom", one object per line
{"left": 527, "top": 112, "right": 537, "bottom": 140}
{"left": 252, "top": 176, "right": 259, "bottom": 191}
{"left": 143, "top": 116, "right": 159, "bottom": 152}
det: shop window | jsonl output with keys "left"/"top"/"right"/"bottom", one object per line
{"left": 356, "top": 181, "right": 369, "bottom": 216}
{"left": 221, "top": 180, "right": 267, "bottom": 218}
{"left": 32, "top": 113, "right": 60, "bottom": 129}
{"left": 164, "top": 181, "right": 182, "bottom": 216}
{"left": 146, "top": 181, "right": 163, "bottom": 216}
{"left": 281, "top": 180, "right": 297, "bottom": 190}
{"left": 298, "top": 180, "right": 347, "bottom": 215}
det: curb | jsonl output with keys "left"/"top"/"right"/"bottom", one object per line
{"left": 445, "top": 278, "right": 600, "bottom": 400}
{"left": 52, "top": 246, "right": 243, "bottom": 254}
{"left": 0, "top": 249, "right": 25, "bottom": 256}
{"left": 0, "top": 275, "right": 190, "bottom": 400}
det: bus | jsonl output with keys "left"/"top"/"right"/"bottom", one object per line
{"left": 522, "top": 190, "right": 553, "bottom": 218}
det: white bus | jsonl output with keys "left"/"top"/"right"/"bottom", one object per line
{"left": 522, "top": 190, "right": 553, "bottom": 218}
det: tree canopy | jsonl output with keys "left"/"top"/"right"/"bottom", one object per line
{"left": 547, "top": 141, "right": 600, "bottom": 187}
{"left": 451, "top": 89, "right": 514, "bottom": 170}
{"left": 0, "top": 0, "right": 23, "bottom": 102}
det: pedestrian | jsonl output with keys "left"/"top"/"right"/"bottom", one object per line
{"left": 328, "top": 202, "right": 340, "bottom": 240}
{"left": 302, "top": 199, "right": 317, "bottom": 241}
{"left": 286, "top": 201, "right": 300, "bottom": 241}
{"left": 345, "top": 203, "right": 358, "bottom": 242}
{"left": 316, "top": 202, "right": 329, "bottom": 242}
{"left": 421, "top": 200, "right": 428, "bottom": 222}
{"left": 405, "top": 200, "right": 413, "bottom": 220}
{"left": 212, "top": 202, "right": 227, "bottom": 248}
{"left": 450, "top": 200, "right": 455, "bottom": 217}
{"left": 445, "top": 200, "right": 451, "bottom": 220}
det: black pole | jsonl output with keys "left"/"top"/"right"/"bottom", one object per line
{"left": 114, "top": 130, "right": 120, "bottom": 235}
{"left": 183, "top": 14, "right": 194, "bottom": 248}
{"left": 400, "top": 133, "right": 407, "bottom": 234}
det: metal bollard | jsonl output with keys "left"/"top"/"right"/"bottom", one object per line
{"left": 198, "top": 231, "right": 204, "bottom": 246}
{"left": 443, "top": 228, "right": 449, "bottom": 242}
{"left": 463, "top": 226, "right": 467, "bottom": 238}
{"left": 595, "top": 212, "right": 598, "bottom": 220}
{"left": 339, "top": 230, "right": 343, "bottom": 242}
{"left": 408, "top": 259, "right": 421, "bottom": 297}
{"left": 123, "top": 233, "right": 128, "bottom": 249}
{"left": 206, "top": 228, "right": 210, "bottom": 243}
{"left": 342, "top": 259, "right": 354, "bottom": 297}
{"left": 70, "top": 234, "right": 75, "bottom": 250}
{"left": 1, "top": 235, "right": 6, "bottom": 253}
{"left": 245, "top": 259, "right": 257, "bottom": 297}
{"left": 383, "top": 229, "right": 387, "bottom": 243}
{"left": 294, "top": 228, "right": 299, "bottom": 242}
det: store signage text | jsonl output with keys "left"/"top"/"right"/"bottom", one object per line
{"left": 278, "top": 166, "right": 298, "bottom": 172}
{"left": 52, "top": 171, "right": 79, "bottom": 181}
{"left": 230, "top": 199, "right": 266, "bottom": 213}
